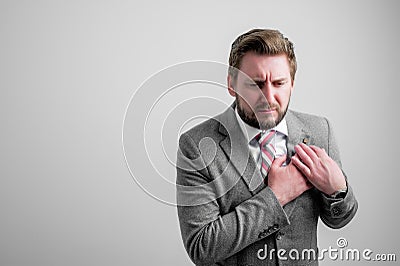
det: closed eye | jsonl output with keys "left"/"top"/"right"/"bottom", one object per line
{"left": 273, "top": 80, "right": 287, "bottom": 87}
{"left": 245, "top": 81, "right": 263, "bottom": 88}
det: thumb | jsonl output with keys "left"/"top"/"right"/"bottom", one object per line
{"left": 271, "top": 154, "right": 287, "bottom": 169}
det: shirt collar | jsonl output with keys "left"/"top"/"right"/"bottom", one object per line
{"left": 235, "top": 107, "right": 288, "bottom": 143}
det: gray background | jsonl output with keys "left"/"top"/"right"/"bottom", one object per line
{"left": 1, "top": 0, "right": 399, "bottom": 265}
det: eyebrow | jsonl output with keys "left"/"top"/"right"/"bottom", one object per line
{"left": 246, "top": 77, "right": 288, "bottom": 83}
{"left": 272, "top": 77, "right": 288, "bottom": 82}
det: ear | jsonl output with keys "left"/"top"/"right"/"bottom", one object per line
{"left": 227, "top": 75, "right": 236, "bottom": 97}
{"left": 290, "top": 79, "right": 295, "bottom": 94}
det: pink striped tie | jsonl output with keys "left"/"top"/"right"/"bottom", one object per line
{"left": 256, "top": 130, "right": 276, "bottom": 177}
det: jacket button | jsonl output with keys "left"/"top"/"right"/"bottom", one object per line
{"left": 258, "top": 232, "right": 267, "bottom": 239}
{"left": 332, "top": 207, "right": 342, "bottom": 216}
{"left": 276, "top": 232, "right": 285, "bottom": 240}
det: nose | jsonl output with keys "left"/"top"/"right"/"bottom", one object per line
{"left": 260, "top": 82, "right": 274, "bottom": 104}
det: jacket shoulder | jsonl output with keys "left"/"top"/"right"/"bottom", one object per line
{"left": 287, "top": 109, "right": 329, "bottom": 130}
{"left": 288, "top": 109, "right": 326, "bottom": 122}
{"left": 179, "top": 113, "right": 224, "bottom": 142}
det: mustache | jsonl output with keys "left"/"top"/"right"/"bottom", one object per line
{"left": 254, "top": 102, "right": 279, "bottom": 111}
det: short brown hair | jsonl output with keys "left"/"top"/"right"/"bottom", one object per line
{"left": 228, "top": 29, "right": 297, "bottom": 82}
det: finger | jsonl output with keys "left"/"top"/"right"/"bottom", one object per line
{"left": 309, "top": 145, "right": 327, "bottom": 158}
{"left": 294, "top": 144, "right": 314, "bottom": 168}
{"left": 299, "top": 143, "right": 319, "bottom": 161}
{"left": 291, "top": 155, "right": 311, "bottom": 178}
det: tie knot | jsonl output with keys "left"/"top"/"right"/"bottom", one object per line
{"left": 256, "top": 130, "right": 276, "bottom": 147}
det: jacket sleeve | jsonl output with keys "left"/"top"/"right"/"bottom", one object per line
{"left": 319, "top": 118, "right": 358, "bottom": 229}
{"left": 176, "top": 132, "right": 289, "bottom": 265}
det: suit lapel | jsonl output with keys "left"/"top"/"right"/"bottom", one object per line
{"left": 218, "top": 104, "right": 264, "bottom": 195}
{"left": 286, "top": 110, "right": 313, "bottom": 157}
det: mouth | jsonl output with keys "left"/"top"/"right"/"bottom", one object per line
{"left": 257, "top": 108, "right": 275, "bottom": 114}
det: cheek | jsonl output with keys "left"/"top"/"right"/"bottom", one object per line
{"left": 239, "top": 95, "right": 253, "bottom": 108}
{"left": 238, "top": 89, "right": 263, "bottom": 104}
{"left": 276, "top": 89, "right": 291, "bottom": 104}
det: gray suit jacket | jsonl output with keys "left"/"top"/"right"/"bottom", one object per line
{"left": 176, "top": 105, "right": 358, "bottom": 266}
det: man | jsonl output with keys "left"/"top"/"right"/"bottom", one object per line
{"left": 176, "top": 29, "right": 357, "bottom": 265}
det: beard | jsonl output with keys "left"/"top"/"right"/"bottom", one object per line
{"left": 236, "top": 95, "right": 289, "bottom": 130}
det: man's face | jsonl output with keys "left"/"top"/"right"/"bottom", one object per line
{"left": 228, "top": 52, "right": 294, "bottom": 130}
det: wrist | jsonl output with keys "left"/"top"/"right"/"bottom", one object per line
{"left": 325, "top": 186, "right": 347, "bottom": 199}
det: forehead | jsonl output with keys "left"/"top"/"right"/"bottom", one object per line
{"left": 238, "top": 52, "right": 291, "bottom": 79}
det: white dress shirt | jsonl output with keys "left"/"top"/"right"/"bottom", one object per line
{"left": 235, "top": 108, "right": 288, "bottom": 169}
